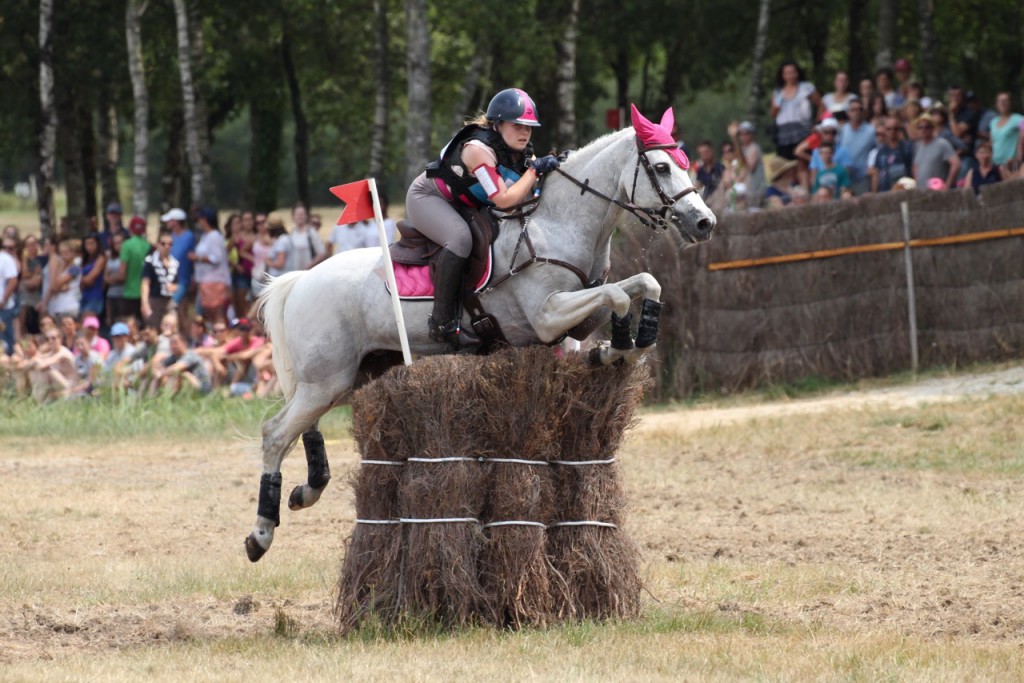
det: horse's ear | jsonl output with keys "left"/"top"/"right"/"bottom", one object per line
{"left": 659, "top": 108, "right": 675, "bottom": 135}
{"left": 629, "top": 103, "right": 651, "bottom": 130}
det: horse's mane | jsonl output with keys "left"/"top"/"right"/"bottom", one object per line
{"left": 558, "top": 127, "right": 635, "bottom": 171}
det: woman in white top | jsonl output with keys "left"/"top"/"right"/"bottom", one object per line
{"left": 265, "top": 218, "right": 292, "bottom": 279}
{"left": 770, "top": 60, "right": 822, "bottom": 160}
{"left": 42, "top": 237, "right": 82, "bottom": 319}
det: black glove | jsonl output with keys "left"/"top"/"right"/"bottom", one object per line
{"left": 531, "top": 155, "right": 560, "bottom": 175}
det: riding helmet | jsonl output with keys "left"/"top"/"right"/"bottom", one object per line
{"left": 485, "top": 88, "right": 541, "bottom": 127}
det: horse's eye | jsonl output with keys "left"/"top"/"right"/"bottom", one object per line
{"left": 655, "top": 162, "right": 671, "bottom": 174}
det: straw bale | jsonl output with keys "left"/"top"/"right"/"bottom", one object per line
{"left": 341, "top": 347, "right": 649, "bottom": 631}
{"left": 474, "top": 348, "right": 560, "bottom": 628}
{"left": 547, "top": 357, "right": 648, "bottom": 621}
{"left": 336, "top": 375, "right": 406, "bottom": 631}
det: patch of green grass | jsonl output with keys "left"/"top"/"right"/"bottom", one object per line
{"left": 0, "top": 391, "right": 351, "bottom": 441}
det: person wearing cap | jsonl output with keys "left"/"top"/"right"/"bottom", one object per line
{"left": 162, "top": 208, "right": 195, "bottom": 328}
{"left": 100, "top": 321, "right": 137, "bottom": 389}
{"left": 189, "top": 207, "right": 231, "bottom": 325}
{"left": 99, "top": 202, "right": 129, "bottom": 255}
{"left": 79, "top": 314, "right": 110, "bottom": 360}
{"left": 408, "top": 87, "right": 555, "bottom": 349}
{"left": 804, "top": 117, "right": 852, "bottom": 189}
{"left": 727, "top": 120, "right": 766, "bottom": 205}
{"left": 117, "top": 216, "right": 152, "bottom": 324}
{"left": 913, "top": 113, "right": 960, "bottom": 190}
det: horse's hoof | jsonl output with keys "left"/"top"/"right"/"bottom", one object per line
{"left": 288, "top": 485, "right": 305, "bottom": 511}
{"left": 245, "top": 534, "right": 269, "bottom": 563}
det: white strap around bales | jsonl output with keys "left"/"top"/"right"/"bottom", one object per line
{"left": 549, "top": 521, "right": 618, "bottom": 529}
{"left": 407, "top": 457, "right": 477, "bottom": 463}
{"left": 400, "top": 517, "right": 479, "bottom": 524}
{"left": 482, "top": 521, "right": 548, "bottom": 529}
{"left": 355, "top": 518, "right": 401, "bottom": 525}
{"left": 549, "top": 458, "right": 616, "bottom": 466}
{"left": 360, "top": 460, "right": 404, "bottom": 466}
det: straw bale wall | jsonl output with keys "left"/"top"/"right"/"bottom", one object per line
{"left": 337, "top": 348, "right": 648, "bottom": 633}
{"left": 611, "top": 177, "right": 1024, "bottom": 398}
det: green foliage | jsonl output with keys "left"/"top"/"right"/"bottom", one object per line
{"left": 1, "top": 1, "right": 1021, "bottom": 210}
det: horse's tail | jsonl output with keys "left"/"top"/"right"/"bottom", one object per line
{"left": 252, "top": 271, "right": 305, "bottom": 400}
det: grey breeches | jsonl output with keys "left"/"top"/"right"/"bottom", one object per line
{"left": 405, "top": 173, "right": 473, "bottom": 258}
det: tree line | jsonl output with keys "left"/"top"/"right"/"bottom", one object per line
{"left": 1, "top": 0, "right": 1020, "bottom": 237}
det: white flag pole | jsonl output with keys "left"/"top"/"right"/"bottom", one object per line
{"left": 370, "top": 178, "right": 413, "bottom": 366}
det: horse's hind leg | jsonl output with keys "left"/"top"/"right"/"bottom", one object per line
{"left": 287, "top": 421, "right": 331, "bottom": 511}
{"left": 245, "top": 384, "right": 333, "bottom": 563}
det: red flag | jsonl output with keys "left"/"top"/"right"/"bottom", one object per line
{"left": 330, "top": 179, "right": 375, "bottom": 226}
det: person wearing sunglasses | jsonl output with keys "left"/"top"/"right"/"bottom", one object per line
{"left": 871, "top": 116, "right": 915, "bottom": 193}
{"left": 140, "top": 231, "right": 180, "bottom": 327}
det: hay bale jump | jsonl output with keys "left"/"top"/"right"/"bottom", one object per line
{"left": 336, "top": 347, "right": 649, "bottom": 632}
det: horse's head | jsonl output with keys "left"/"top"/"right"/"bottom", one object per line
{"left": 626, "top": 104, "right": 716, "bottom": 245}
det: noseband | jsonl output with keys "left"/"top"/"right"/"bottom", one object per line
{"left": 554, "top": 135, "right": 697, "bottom": 231}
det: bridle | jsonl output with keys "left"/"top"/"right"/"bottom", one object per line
{"left": 554, "top": 135, "right": 698, "bottom": 231}
{"left": 476, "top": 134, "right": 699, "bottom": 297}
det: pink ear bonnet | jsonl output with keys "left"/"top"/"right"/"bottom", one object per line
{"left": 630, "top": 103, "right": 690, "bottom": 170}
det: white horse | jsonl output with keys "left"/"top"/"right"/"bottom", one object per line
{"left": 245, "top": 113, "right": 716, "bottom": 562}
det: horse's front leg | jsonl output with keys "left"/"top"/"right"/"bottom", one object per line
{"left": 532, "top": 284, "right": 640, "bottom": 365}
{"left": 610, "top": 273, "right": 663, "bottom": 349}
{"left": 287, "top": 422, "right": 331, "bottom": 511}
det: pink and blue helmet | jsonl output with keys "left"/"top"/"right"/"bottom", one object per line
{"left": 485, "top": 88, "right": 541, "bottom": 127}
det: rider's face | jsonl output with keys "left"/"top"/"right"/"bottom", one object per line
{"left": 497, "top": 121, "right": 532, "bottom": 152}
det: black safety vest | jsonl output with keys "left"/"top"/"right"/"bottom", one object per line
{"left": 425, "top": 124, "right": 532, "bottom": 206}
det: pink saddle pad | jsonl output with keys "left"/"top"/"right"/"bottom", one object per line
{"left": 387, "top": 247, "right": 493, "bottom": 300}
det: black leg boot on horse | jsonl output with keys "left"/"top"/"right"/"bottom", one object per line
{"left": 428, "top": 248, "right": 480, "bottom": 351}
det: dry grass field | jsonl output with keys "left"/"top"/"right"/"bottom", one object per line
{"left": 2, "top": 364, "right": 1023, "bottom": 681}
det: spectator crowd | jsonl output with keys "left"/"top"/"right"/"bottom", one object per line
{"left": 691, "top": 59, "right": 1024, "bottom": 212}
{"left": 0, "top": 198, "right": 397, "bottom": 402}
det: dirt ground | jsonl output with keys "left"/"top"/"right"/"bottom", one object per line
{"left": 2, "top": 364, "right": 1023, "bottom": 668}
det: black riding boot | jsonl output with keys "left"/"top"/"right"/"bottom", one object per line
{"left": 428, "top": 248, "right": 480, "bottom": 349}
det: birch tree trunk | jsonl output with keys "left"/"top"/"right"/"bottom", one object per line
{"left": 281, "top": 27, "right": 309, "bottom": 208}
{"left": 37, "top": 0, "right": 58, "bottom": 238}
{"left": 404, "top": 0, "right": 432, "bottom": 187}
{"left": 173, "top": 0, "right": 206, "bottom": 205}
{"left": 917, "top": 0, "right": 940, "bottom": 97}
{"left": 369, "top": 0, "right": 390, "bottom": 178}
{"left": 875, "top": 0, "right": 898, "bottom": 70}
{"left": 97, "top": 101, "right": 120, "bottom": 215}
{"left": 189, "top": 6, "right": 214, "bottom": 203}
{"left": 747, "top": 0, "right": 772, "bottom": 126}
{"left": 554, "top": 0, "right": 580, "bottom": 151}
{"left": 126, "top": 0, "right": 149, "bottom": 217}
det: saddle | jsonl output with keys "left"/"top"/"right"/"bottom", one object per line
{"left": 388, "top": 204, "right": 498, "bottom": 298}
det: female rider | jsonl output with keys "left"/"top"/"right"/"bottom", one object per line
{"left": 405, "top": 88, "right": 560, "bottom": 349}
